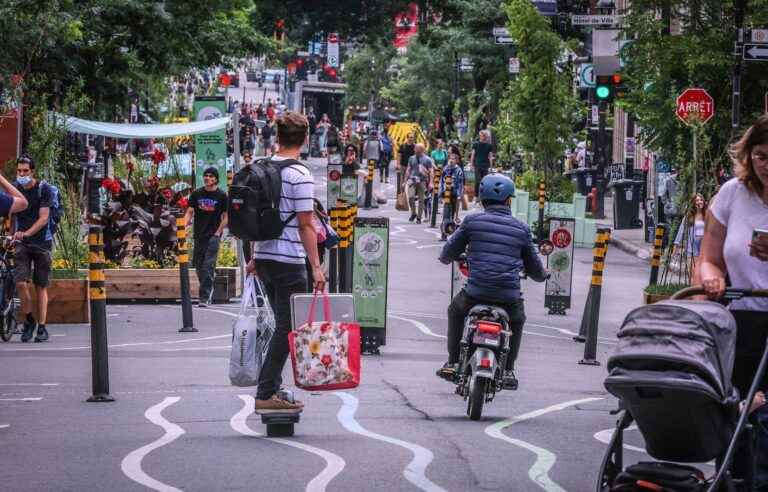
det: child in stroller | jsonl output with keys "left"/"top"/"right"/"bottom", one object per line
{"left": 598, "top": 287, "right": 768, "bottom": 492}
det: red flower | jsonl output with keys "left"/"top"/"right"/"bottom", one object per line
{"left": 161, "top": 189, "right": 173, "bottom": 201}
{"left": 320, "top": 323, "right": 331, "bottom": 334}
{"left": 177, "top": 197, "right": 189, "bottom": 209}
{"left": 101, "top": 178, "right": 122, "bottom": 195}
{"left": 151, "top": 148, "right": 166, "bottom": 165}
{"left": 321, "top": 355, "right": 332, "bottom": 367}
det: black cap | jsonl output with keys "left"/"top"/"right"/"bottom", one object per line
{"left": 203, "top": 167, "right": 219, "bottom": 182}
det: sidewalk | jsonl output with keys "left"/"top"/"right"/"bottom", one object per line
{"left": 600, "top": 196, "right": 653, "bottom": 261}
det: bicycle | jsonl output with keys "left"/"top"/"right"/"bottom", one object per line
{"left": 0, "top": 237, "right": 19, "bottom": 342}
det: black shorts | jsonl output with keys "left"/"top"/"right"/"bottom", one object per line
{"left": 14, "top": 243, "right": 52, "bottom": 288}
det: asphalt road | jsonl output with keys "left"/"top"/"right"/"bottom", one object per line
{"left": 0, "top": 160, "right": 654, "bottom": 491}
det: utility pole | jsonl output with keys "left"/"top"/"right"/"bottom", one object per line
{"left": 595, "top": 98, "right": 607, "bottom": 220}
{"left": 732, "top": 0, "right": 748, "bottom": 132}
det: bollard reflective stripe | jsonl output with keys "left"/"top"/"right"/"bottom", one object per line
{"left": 649, "top": 224, "right": 665, "bottom": 285}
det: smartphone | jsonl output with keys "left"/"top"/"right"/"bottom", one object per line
{"left": 754, "top": 228, "right": 768, "bottom": 241}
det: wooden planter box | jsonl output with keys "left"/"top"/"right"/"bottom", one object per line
{"left": 26, "top": 278, "right": 90, "bottom": 324}
{"left": 104, "top": 267, "right": 240, "bottom": 302}
{"left": 643, "top": 292, "right": 672, "bottom": 305}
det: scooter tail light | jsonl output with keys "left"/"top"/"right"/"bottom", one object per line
{"left": 479, "top": 358, "right": 492, "bottom": 368}
{"left": 635, "top": 481, "right": 663, "bottom": 491}
{"left": 477, "top": 321, "right": 502, "bottom": 335}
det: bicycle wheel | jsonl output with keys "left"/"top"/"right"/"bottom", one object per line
{"left": 0, "top": 310, "right": 16, "bottom": 342}
{"left": 0, "top": 275, "right": 16, "bottom": 342}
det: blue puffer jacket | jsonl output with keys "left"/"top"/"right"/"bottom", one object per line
{"left": 439, "top": 205, "right": 547, "bottom": 302}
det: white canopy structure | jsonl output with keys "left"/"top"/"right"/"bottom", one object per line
{"left": 57, "top": 114, "right": 231, "bottom": 138}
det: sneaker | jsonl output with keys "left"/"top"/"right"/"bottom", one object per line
{"left": 416, "top": 217, "right": 422, "bottom": 224}
{"left": 436, "top": 362, "right": 458, "bottom": 381}
{"left": 21, "top": 318, "right": 36, "bottom": 343}
{"left": 34, "top": 326, "right": 49, "bottom": 343}
{"left": 408, "top": 214, "right": 417, "bottom": 222}
{"left": 254, "top": 394, "right": 304, "bottom": 414}
{"left": 502, "top": 370, "right": 519, "bottom": 390}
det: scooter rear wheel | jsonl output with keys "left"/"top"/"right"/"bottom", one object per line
{"left": 467, "top": 376, "right": 487, "bottom": 421}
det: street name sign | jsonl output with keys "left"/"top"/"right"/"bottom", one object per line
{"left": 675, "top": 88, "right": 715, "bottom": 125}
{"left": 493, "top": 27, "right": 509, "bottom": 36}
{"left": 744, "top": 43, "right": 768, "bottom": 61}
{"left": 751, "top": 29, "right": 768, "bottom": 43}
{"left": 571, "top": 15, "right": 620, "bottom": 26}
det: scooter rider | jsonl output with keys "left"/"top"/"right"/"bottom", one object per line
{"left": 437, "top": 174, "right": 548, "bottom": 390}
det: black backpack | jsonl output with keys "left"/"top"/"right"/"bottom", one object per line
{"left": 228, "top": 158, "right": 306, "bottom": 241}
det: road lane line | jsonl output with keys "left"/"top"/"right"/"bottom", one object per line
{"left": 230, "top": 395, "right": 346, "bottom": 492}
{"left": 485, "top": 398, "right": 603, "bottom": 492}
{"left": 389, "top": 315, "right": 446, "bottom": 339}
{"left": 160, "top": 345, "right": 230, "bottom": 352}
{"left": 335, "top": 392, "right": 446, "bottom": 492}
{"left": 120, "top": 397, "right": 184, "bottom": 492}
{"left": 416, "top": 244, "right": 442, "bottom": 249}
{"left": 0, "top": 424, "right": 8, "bottom": 429}
{"left": 0, "top": 397, "right": 42, "bottom": 401}
{"left": 0, "top": 383, "right": 59, "bottom": 386}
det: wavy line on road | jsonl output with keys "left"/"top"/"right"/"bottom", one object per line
{"left": 485, "top": 398, "right": 603, "bottom": 492}
{"left": 230, "top": 395, "right": 346, "bottom": 492}
{"left": 593, "top": 425, "right": 646, "bottom": 454}
{"left": 389, "top": 315, "right": 446, "bottom": 339}
{"left": 334, "top": 392, "right": 447, "bottom": 492}
{"left": 422, "top": 228, "right": 443, "bottom": 239}
{"left": 120, "top": 397, "right": 184, "bottom": 492}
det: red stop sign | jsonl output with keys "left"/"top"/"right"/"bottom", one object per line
{"left": 676, "top": 88, "right": 714, "bottom": 125}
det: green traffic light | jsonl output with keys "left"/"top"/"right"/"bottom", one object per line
{"left": 596, "top": 85, "right": 611, "bottom": 99}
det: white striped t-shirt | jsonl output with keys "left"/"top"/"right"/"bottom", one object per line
{"left": 254, "top": 156, "right": 314, "bottom": 264}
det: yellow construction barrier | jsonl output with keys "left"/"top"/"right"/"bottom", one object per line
{"left": 387, "top": 122, "right": 429, "bottom": 157}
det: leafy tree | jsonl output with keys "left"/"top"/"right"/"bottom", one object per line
{"left": 496, "top": 0, "right": 580, "bottom": 173}
{"left": 343, "top": 44, "right": 397, "bottom": 108}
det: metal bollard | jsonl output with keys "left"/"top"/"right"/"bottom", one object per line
{"left": 537, "top": 181, "right": 546, "bottom": 242}
{"left": 87, "top": 224, "right": 114, "bottom": 402}
{"left": 176, "top": 215, "right": 197, "bottom": 332}
{"left": 337, "top": 203, "right": 351, "bottom": 292}
{"left": 441, "top": 174, "right": 454, "bottom": 240}
{"left": 649, "top": 223, "right": 666, "bottom": 285}
{"left": 578, "top": 227, "right": 612, "bottom": 365}
{"left": 430, "top": 167, "right": 442, "bottom": 228}
{"left": 345, "top": 204, "right": 357, "bottom": 291}
{"left": 364, "top": 159, "right": 375, "bottom": 209}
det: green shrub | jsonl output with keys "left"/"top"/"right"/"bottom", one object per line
{"left": 514, "top": 170, "right": 575, "bottom": 204}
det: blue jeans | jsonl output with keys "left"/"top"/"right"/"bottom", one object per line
{"left": 192, "top": 236, "right": 220, "bottom": 303}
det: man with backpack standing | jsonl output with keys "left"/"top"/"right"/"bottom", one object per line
{"left": 13, "top": 156, "right": 58, "bottom": 343}
{"left": 242, "top": 112, "right": 325, "bottom": 413}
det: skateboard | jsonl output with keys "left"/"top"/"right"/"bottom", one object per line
{"left": 255, "top": 389, "right": 302, "bottom": 437}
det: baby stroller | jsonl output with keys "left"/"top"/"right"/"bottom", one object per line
{"left": 598, "top": 287, "right": 768, "bottom": 492}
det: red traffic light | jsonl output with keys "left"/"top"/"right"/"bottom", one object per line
{"left": 612, "top": 73, "right": 622, "bottom": 84}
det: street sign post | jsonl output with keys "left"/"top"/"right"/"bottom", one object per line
{"left": 571, "top": 14, "right": 620, "bottom": 26}
{"left": 327, "top": 32, "right": 340, "bottom": 68}
{"left": 676, "top": 88, "right": 714, "bottom": 192}
{"left": 352, "top": 217, "right": 389, "bottom": 353}
{"left": 744, "top": 44, "right": 768, "bottom": 61}
{"left": 544, "top": 218, "right": 576, "bottom": 315}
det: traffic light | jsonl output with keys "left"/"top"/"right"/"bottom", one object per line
{"left": 595, "top": 75, "right": 612, "bottom": 101}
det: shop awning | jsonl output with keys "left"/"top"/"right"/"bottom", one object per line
{"left": 57, "top": 113, "right": 231, "bottom": 138}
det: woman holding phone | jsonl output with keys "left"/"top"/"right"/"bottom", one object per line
{"left": 698, "top": 115, "right": 768, "bottom": 484}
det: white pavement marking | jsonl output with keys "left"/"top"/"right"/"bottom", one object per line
{"left": 1, "top": 331, "right": 231, "bottom": 352}
{"left": 121, "top": 397, "right": 184, "bottom": 492}
{"left": 0, "top": 424, "right": 8, "bottom": 429}
{"left": 593, "top": 426, "right": 646, "bottom": 454}
{"left": 51, "top": 334, "right": 67, "bottom": 336}
{"left": 422, "top": 228, "right": 443, "bottom": 239}
{"left": 335, "top": 392, "right": 447, "bottom": 492}
{"left": 0, "top": 397, "right": 42, "bottom": 401}
{"left": 416, "top": 244, "right": 443, "bottom": 249}
{"left": 160, "top": 345, "right": 230, "bottom": 352}
{"left": 485, "top": 398, "right": 603, "bottom": 492}
{"left": 230, "top": 395, "right": 346, "bottom": 492}
{"left": 389, "top": 315, "right": 446, "bottom": 339}
{"left": 0, "top": 383, "right": 59, "bottom": 386}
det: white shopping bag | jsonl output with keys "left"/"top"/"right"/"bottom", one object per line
{"left": 228, "top": 276, "right": 275, "bottom": 387}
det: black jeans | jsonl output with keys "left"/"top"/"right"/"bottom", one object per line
{"left": 192, "top": 236, "right": 220, "bottom": 303}
{"left": 379, "top": 152, "right": 391, "bottom": 181}
{"left": 255, "top": 260, "right": 308, "bottom": 400}
{"left": 474, "top": 166, "right": 489, "bottom": 199}
{"left": 731, "top": 310, "right": 768, "bottom": 489}
{"left": 447, "top": 289, "right": 526, "bottom": 370}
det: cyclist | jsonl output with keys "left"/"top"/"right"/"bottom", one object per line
{"left": 437, "top": 174, "right": 547, "bottom": 390}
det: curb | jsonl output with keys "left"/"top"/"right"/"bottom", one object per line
{"left": 608, "top": 236, "right": 652, "bottom": 262}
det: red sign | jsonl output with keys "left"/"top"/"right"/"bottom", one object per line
{"left": 329, "top": 170, "right": 341, "bottom": 181}
{"left": 327, "top": 33, "right": 339, "bottom": 44}
{"left": 551, "top": 228, "right": 572, "bottom": 249}
{"left": 675, "top": 88, "right": 715, "bottom": 126}
{"left": 219, "top": 73, "right": 231, "bottom": 88}
{"left": 393, "top": 3, "right": 419, "bottom": 52}
{"left": 286, "top": 62, "right": 297, "bottom": 75}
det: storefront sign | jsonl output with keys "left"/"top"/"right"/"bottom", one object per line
{"left": 193, "top": 96, "right": 228, "bottom": 191}
{"left": 544, "top": 218, "right": 575, "bottom": 315}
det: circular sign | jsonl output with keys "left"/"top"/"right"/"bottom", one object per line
{"left": 551, "top": 228, "right": 572, "bottom": 249}
{"left": 329, "top": 170, "right": 341, "bottom": 181}
{"left": 676, "top": 88, "right": 714, "bottom": 126}
{"left": 327, "top": 55, "right": 338, "bottom": 67}
{"left": 328, "top": 33, "right": 339, "bottom": 44}
{"left": 356, "top": 233, "right": 384, "bottom": 261}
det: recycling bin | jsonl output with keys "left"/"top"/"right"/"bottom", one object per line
{"left": 609, "top": 179, "right": 644, "bottom": 230}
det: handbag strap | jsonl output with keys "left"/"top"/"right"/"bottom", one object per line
{"left": 306, "top": 292, "right": 332, "bottom": 325}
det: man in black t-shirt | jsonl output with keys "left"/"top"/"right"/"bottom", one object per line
{"left": 184, "top": 167, "right": 228, "bottom": 307}
{"left": 470, "top": 130, "right": 495, "bottom": 201}
{"left": 397, "top": 133, "right": 416, "bottom": 191}
{"left": 13, "top": 156, "right": 53, "bottom": 343}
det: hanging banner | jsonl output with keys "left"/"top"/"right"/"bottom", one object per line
{"left": 394, "top": 3, "right": 419, "bottom": 53}
{"left": 352, "top": 217, "right": 390, "bottom": 347}
{"left": 193, "top": 96, "right": 228, "bottom": 191}
{"left": 327, "top": 163, "right": 342, "bottom": 207}
{"left": 544, "top": 218, "right": 575, "bottom": 315}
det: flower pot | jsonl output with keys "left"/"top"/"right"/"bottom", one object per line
{"left": 25, "top": 278, "right": 90, "bottom": 324}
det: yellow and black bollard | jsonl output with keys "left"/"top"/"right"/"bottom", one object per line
{"left": 537, "top": 181, "right": 546, "bottom": 242}
{"left": 649, "top": 223, "right": 666, "bottom": 285}
{"left": 87, "top": 224, "right": 114, "bottom": 402}
{"left": 176, "top": 215, "right": 196, "bottom": 332}
{"left": 328, "top": 205, "right": 341, "bottom": 293}
{"left": 440, "top": 173, "right": 455, "bottom": 240}
{"left": 364, "top": 159, "right": 375, "bottom": 209}
{"left": 430, "top": 167, "right": 442, "bottom": 228}
{"left": 578, "top": 228, "right": 612, "bottom": 365}
{"left": 337, "top": 202, "right": 351, "bottom": 292}
{"left": 344, "top": 204, "right": 357, "bottom": 291}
